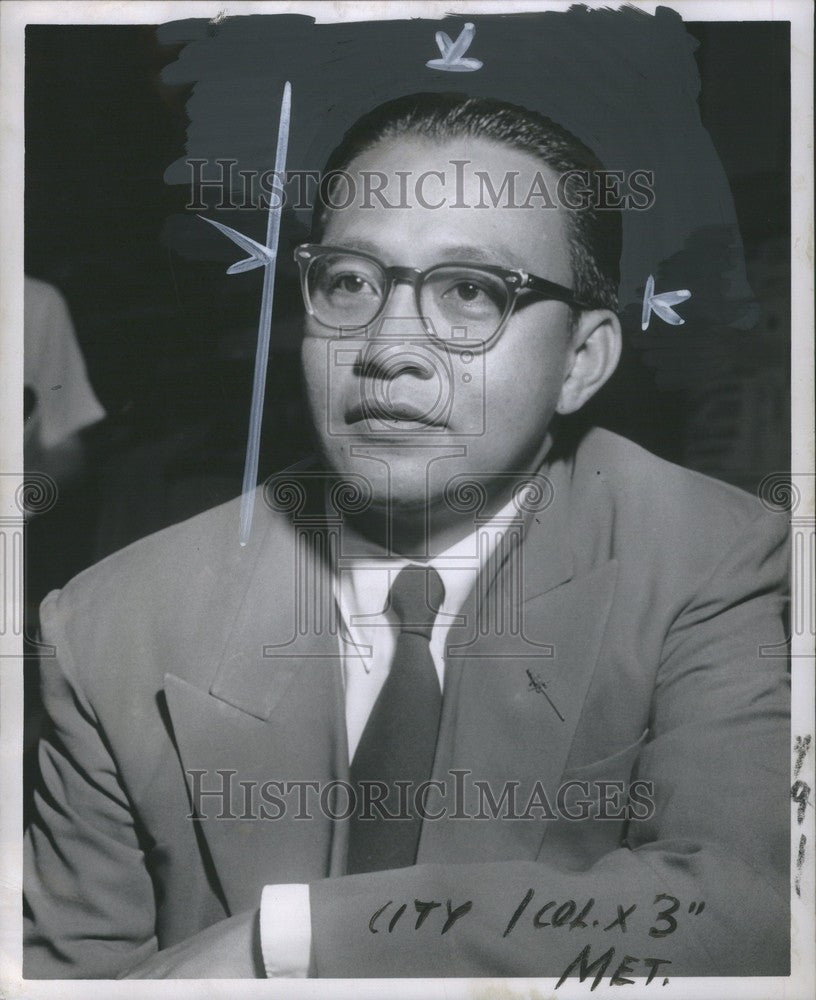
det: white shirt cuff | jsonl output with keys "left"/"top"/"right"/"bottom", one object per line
{"left": 259, "top": 883, "right": 312, "bottom": 977}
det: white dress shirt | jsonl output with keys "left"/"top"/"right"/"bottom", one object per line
{"left": 24, "top": 276, "right": 106, "bottom": 450}
{"left": 260, "top": 492, "right": 527, "bottom": 977}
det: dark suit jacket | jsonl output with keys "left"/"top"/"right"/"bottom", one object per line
{"left": 24, "top": 427, "right": 790, "bottom": 979}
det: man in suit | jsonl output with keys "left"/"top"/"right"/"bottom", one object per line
{"left": 24, "top": 93, "right": 790, "bottom": 981}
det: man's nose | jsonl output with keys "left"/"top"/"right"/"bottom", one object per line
{"left": 357, "top": 280, "right": 438, "bottom": 380}
{"left": 371, "top": 278, "right": 430, "bottom": 339}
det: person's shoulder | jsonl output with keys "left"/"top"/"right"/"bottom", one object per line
{"left": 39, "top": 488, "right": 288, "bottom": 639}
{"left": 24, "top": 275, "right": 69, "bottom": 325}
{"left": 25, "top": 275, "right": 60, "bottom": 303}
{"left": 578, "top": 426, "right": 763, "bottom": 515}
{"left": 571, "top": 426, "right": 787, "bottom": 565}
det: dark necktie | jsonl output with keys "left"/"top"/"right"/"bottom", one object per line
{"left": 346, "top": 564, "right": 445, "bottom": 874}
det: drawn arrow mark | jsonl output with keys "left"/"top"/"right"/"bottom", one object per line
{"left": 641, "top": 274, "right": 691, "bottom": 330}
{"left": 426, "top": 22, "right": 483, "bottom": 72}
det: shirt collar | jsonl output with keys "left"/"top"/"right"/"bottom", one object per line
{"left": 335, "top": 490, "right": 527, "bottom": 628}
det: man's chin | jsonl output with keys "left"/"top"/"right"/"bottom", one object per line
{"left": 320, "top": 442, "right": 446, "bottom": 493}
{"left": 362, "top": 472, "right": 438, "bottom": 514}
{"left": 368, "top": 488, "right": 436, "bottom": 513}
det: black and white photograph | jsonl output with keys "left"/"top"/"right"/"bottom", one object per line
{"left": 0, "top": 1, "right": 813, "bottom": 996}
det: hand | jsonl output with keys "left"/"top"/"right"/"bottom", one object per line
{"left": 118, "top": 909, "right": 264, "bottom": 979}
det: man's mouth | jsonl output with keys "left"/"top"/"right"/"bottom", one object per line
{"left": 345, "top": 398, "right": 447, "bottom": 428}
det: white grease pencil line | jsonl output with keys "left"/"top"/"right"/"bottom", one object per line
{"left": 239, "top": 81, "right": 292, "bottom": 547}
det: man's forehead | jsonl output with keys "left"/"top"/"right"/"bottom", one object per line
{"left": 321, "top": 136, "right": 572, "bottom": 278}
{"left": 322, "top": 234, "right": 535, "bottom": 272}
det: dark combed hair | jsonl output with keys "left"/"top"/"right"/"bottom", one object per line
{"left": 313, "top": 92, "right": 622, "bottom": 313}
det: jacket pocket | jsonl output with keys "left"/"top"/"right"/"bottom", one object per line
{"left": 560, "top": 728, "right": 650, "bottom": 783}
{"left": 538, "top": 729, "right": 651, "bottom": 870}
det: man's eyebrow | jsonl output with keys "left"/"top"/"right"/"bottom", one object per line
{"left": 334, "top": 237, "right": 383, "bottom": 256}
{"left": 330, "top": 238, "right": 532, "bottom": 271}
{"left": 435, "top": 244, "right": 529, "bottom": 269}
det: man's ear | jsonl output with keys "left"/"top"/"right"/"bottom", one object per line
{"left": 556, "top": 309, "right": 622, "bottom": 415}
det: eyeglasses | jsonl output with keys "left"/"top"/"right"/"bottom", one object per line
{"left": 294, "top": 243, "right": 593, "bottom": 351}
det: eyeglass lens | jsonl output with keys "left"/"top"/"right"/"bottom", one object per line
{"left": 306, "top": 252, "right": 509, "bottom": 343}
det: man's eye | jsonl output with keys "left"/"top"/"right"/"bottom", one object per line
{"left": 453, "top": 282, "right": 482, "bottom": 302}
{"left": 328, "top": 273, "right": 376, "bottom": 295}
{"left": 443, "top": 281, "right": 500, "bottom": 309}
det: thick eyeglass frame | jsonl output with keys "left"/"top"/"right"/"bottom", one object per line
{"left": 294, "top": 243, "right": 595, "bottom": 350}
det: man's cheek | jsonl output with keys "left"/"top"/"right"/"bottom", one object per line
{"left": 301, "top": 344, "right": 330, "bottom": 413}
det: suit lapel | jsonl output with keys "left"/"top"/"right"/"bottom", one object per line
{"left": 419, "top": 445, "right": 618, "bottom": 863}
{"left": 163, "top": 439, "right": 618, "bottom": 894}
{"left": 165, "top": 509, "right": 349, "bottom": 913}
